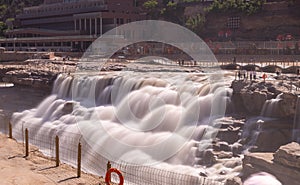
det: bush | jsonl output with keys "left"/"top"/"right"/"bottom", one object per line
{"left": 206, "top": 0, "right": 265, "bottom": 15}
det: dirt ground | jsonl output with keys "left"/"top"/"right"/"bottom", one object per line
{"left": 0, "top": 133, "right": 108, "bottom": 185}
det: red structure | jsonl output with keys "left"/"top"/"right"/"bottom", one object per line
{"left": 1, "top": 0, "right": 146, "bottom": 51}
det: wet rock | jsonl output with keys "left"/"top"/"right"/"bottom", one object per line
{"left": 62, "top": 102, "right": 74, "bottom": 115}
{"left": 200, "top": 149, "right": 216, "bottom": 165}
{"left": 224, "top": 177, "right": 242, "bottom": 185}
{"left": 241, "top": 91, "right": 267, "bottom": 114}
{"left": 199, "top": 172, "right": 207, "bottom": 177}
{"left": 231, "top": 80, "right": 248, "bottom": 93}
{"left": 250, "top": 119, "right": 293, "bottom": 152}
{"left": 276, "top": 92, "right": 298, "bottom": 118}
{"left": 215, "top": 151, "right": 233, "bottom": 159}
{"left": 231, "top": 142, "right": 243, "bottom": 155}
{"left": 215, "top": 117, "right": 244, "bottom": 145}
{"left": 254, "top": 129, "right": 292, "bottom": 152}
{"left": 223, "top": 159, "right": 242, "bottom": 169}
{"left": 218, "top": 141, "right": 231, "bottom": 152}
{"left": 219, "top": 170, "right": 227, "bottom": 175}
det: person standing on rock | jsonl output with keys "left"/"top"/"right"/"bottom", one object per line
{"left": 262, "top": 73, "right": 267, "bottom": 83}
{"left": 253, "top": 70, "right": 257, "bottom": 80}
{"left": 243, "top": 70, "right": 247, "bottom": 80}
{"left": 250, "top": 71, "right": 253, "bottom": 81}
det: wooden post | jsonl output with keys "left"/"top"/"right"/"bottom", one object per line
{"left": 25, "top": 128, "right": 29, "bottom": 157}
{"left": 77, "top": 142, "right": 81, "bottom": 177}
{"left": 8, "top": 122, "right": 12, "bottom": 139}
{"left": 55, "top": 136, "right": 59, "bottom": 167}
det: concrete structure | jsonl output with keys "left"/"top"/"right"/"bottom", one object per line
{"left": 0, "top": 0, "right": 146, "bottom": 51}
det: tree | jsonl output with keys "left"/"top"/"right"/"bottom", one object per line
{"left": 143, "top": 0, "right": 158, "bottom": 10}
{"left": 0, "top": 0, "right": 44, "bottom": 37}
{"left": 185, "top": 13, "right": 206, "bottom": 33}
{"left": 143, "top": 0, "right": 159, "bottom": 18}
{"left": 0, "top": 21, "right": 7, "bottom": 37}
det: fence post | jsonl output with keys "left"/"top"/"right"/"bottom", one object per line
{"left": 55, "top": 135, "right": 59, "bottom": 167}
{"left": 8, "top": 122, "right": 12, "bottom": 139}
{"left": 25, "top": 128, "right": 29, "bottom": 157}
{"left": 77, "top": 142, "right": 81, "bottom": 178}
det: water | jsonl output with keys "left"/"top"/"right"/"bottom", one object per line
{"left": 11, "top": 71, "right": 235, "bottom": 184}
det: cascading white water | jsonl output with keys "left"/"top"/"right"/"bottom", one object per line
{"left": 261, "top": 98, "right": 281, "bottom": 118}
{"left": 11, "top": 72, "right": 233, "bottom": 184}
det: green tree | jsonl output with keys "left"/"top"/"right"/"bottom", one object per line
{"left": 206, "top": 0, "right": 265, "bottom": 15}
{"left": 143, "top": 0, "right": 158, "bottom": 10}
{"left": 0, "top": 21, "right": 7, "bottom": 37}
{"left": 185, "top": 13, "right": 206, "bottom": 33}
{"left": 143, "top": 0, "right": 159, "bottom": 18}
{"left": 0, "top": 0, "right": 43, "bottom": 37}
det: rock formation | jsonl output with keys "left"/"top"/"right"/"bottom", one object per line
{"left": 243, "top": 142, "right": 300, "bottom": 185}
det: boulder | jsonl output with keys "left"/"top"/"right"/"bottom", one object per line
{"left": 241, "top": 91, "right": 267, "bottom": 114}
{"left": 254, "top": 129, "right": 292, "bottom": 152}
{"left": 273, "top": 142, "right": 300, "bottom": 169}
{"left": 276, "top": 92, "right": 298, "bottom": 118}
{"left": 224, "top": 177, "right": 243, "bottom": 185}
{"left": 242, "top": 118, "right": 293, "bottom": 152}
{"left": 231, "top": 80, "right": 248, "bottom": 93}
{"left": 243, "top": 149, "right": 300, "bottom": 185}
{"left": 62, "top": 102, "right": 74, "bottom": 115}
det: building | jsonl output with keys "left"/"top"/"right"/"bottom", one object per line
{"left": 0, "top": 0, "right": 146, "bottom": 51}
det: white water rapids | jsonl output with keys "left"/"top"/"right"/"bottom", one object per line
{"left": 11, "top": 71, "right": 235, "bottom": 184}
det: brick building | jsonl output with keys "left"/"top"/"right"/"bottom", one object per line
{"left": 0, "top": 0, "right": 146, "bottom": 51}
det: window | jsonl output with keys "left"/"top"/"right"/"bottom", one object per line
{"left": 227, "top": 17, "right": 240, "bottom": 29}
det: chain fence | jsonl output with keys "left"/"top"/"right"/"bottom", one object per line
{"left": 1, "top": 118, "right": 224, "bottom": 185}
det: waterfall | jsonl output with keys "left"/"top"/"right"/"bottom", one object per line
{"left": 260, "top": 94, "right": 281, "bottom": 118}
{"left": 293, "top": 96, "right": 300, "bottom": 143}
{"left": 11, "top": 72, "right": 232, "bottom": 184}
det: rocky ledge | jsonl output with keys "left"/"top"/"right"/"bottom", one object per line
{"left": 243, "top": 142, "right": 300, "bottom": 185}
{"left": 0, "top": 59, "right": 77, "bottom": 89}
{"left": 231, "top": 79, "right": 298, "bottom": 117}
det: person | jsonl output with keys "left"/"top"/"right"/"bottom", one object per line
{"left": 238, "top": 70, "right": 241, "bottom": 80}
{"left": 253, "top": 70, "right": 257, "bottom": 80}
{"left": 297, "top": 68, "right": 300, "bottom": 76}
{"left": 262, "top": 73, "right": 267, "bottom": 82}
{"left": 233, "top": 56, "right": 236, "bottom": 64}
{"left": 250, "top": 71, "right": 253, "bottom": 81}
{"left": 243, "top": 70, "right": 246, "bottom": 80}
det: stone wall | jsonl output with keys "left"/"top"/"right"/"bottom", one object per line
{"left": 0, "top": 52, "right": 35, "bottom": 62}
